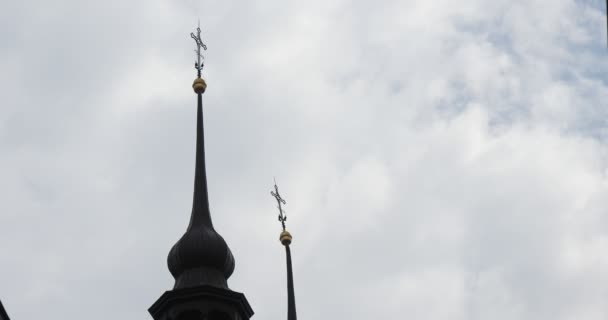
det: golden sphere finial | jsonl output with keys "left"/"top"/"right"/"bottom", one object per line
{"left": 193, "top": 77, "right": 207, "bottom": 94}
{"left": 280, "top": 230, "right": 292, "bottom": 246}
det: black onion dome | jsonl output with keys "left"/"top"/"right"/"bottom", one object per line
{"left": 168, "top": 224, "right": 235, "bottom": 289}
{"left": 167, "top": 83, "right": 235, "bottom": 290}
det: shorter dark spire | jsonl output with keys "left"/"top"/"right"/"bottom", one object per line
{"left": 281, "top": 231, "right": 297, "bottom": 320}
{"left": 272, "top": 181, "right": 297, "bottom": 320}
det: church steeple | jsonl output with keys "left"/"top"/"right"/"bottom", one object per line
{"left": 149, "top": 24, "right": 253, "bottom": 320}
{"left": 165, "top": 23, "right": 235, "bottom": 290}
{"left": 271, "top": 181, "right": 297, "bottom": 320}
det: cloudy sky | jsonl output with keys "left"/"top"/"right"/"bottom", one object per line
{"left": 1, "top": 0, "right": 608, "bottom": 319}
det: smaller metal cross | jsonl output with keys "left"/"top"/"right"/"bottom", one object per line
{"left": 271, "top": 178, "right": 287, "bottom": 231}
{"left": 190, "top": 20, "right": 207, "bottom": 76}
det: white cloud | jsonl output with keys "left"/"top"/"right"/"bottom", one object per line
{"left": 1, "top": 0, "right": 607, "bottom": 320}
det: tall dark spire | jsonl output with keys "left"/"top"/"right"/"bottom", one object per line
{"left": 166, "top": 26, "right": 235, "bottom": 290}
{"left": 150, "top": 25, "right": 253, "bottom": 320}
{"left": 272, "top": 181, "right": 297, "bottom": 320}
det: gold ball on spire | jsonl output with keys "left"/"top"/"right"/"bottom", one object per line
{"left": 193, "top": 77, "right": 207, "bottom": 94}
{"left": 280, "top": 230, "right": 292, "bottom": 245}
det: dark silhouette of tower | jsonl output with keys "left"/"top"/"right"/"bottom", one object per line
{"left": 149, "top": 26, "right": 253, "bottom": 320}
{"left": 0, "top": 300, "right": 9, "bottom": 320}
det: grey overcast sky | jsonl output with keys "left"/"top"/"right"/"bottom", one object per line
{"left": 1, "top": 0, "right": 608, "bottom": 319}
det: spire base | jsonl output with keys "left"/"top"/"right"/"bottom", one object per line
{"left": 150, "top": 285, "right": 253, "bottom": 320}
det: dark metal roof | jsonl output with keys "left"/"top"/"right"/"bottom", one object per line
{"left": 0, "top": 300, "right": 10, "bottom": 320}
{"left": 166, "top": 90, "right": 235, "bottom": 290}
{"left": 149, "top": 285, "right": 253, "bottom": 319}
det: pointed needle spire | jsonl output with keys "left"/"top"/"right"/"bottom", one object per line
{"left": 166, "top": 23, "right": 235, "bottom": 290}
{"left": 271, "top": 180, "right": 297, "bottom": 320}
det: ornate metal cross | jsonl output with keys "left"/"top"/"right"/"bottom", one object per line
{"left": 271, "top": 179, "right": 287, "bottom": 231}
{"left": 190, "top": 21, "right": 207, "bottom": 76}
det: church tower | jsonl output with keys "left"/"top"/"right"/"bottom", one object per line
{"left": 149, "top": 25, "right": 253, "bottom": 320}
